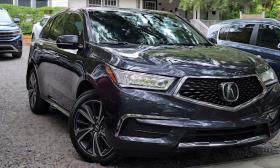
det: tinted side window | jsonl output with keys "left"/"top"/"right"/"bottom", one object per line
{"left": 227, "top": 24, "right": 254, "bottom": 44}
{"left": 48, "top": 14, "right": 67, "bottom": 41}
{"left": 219, "top": 24, "right": 254, "bottom": 44}
{"left": 257, "top": 24, "right": 280, "bottom": 50}
{"left": 41, "top": 19, "right": 53, "bottom": 39}
{"left": 64, "top": 13, "right": 84, "bottom": 42}
{"left": 40, "top": 18, "right": 48, "bottom": 26}
{"left": 219, "top": 27, "right": 229, "bottom": 40}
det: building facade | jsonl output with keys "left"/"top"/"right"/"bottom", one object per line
{"left": 0, "top": 0, "right": 219, "bottom": 21}
{"left": 0, "top": 0, "right": 219, "bottom": 35}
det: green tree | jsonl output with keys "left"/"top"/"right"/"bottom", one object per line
{"left": 174, "top": 0, "right": 280, "bottom": 18}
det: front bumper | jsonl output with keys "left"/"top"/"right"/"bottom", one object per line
{"left": 97, "top": 75, "right": 280, "bottom": 154}
{"left": 0, "top": 35, "right": 22, "bottom": 53}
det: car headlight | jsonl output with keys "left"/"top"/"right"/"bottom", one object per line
{"left": 11, "top": 30, "right": 21, "bottom": 36}
{"left": 106, "top": 65, "right": 175, "bottom": 90}
{"left": 259, "top": 68, "right": 278, "bottom": 86}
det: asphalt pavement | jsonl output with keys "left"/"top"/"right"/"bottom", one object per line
{"left": 0, "top": 46, "right": 280, "bottom": 168}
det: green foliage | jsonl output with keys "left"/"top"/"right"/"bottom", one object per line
{"left": 0, "top": 4, "right": 64, "bottom": 34}
{"left": 177, "top": 0, "right": 280, "bottom": 19}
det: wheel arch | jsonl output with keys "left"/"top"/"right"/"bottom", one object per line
{"left": 76, "top": 80, "right": 95, "bottom": 99}
{"left": 26, "top": 62, "right": 36, "bottom": 89}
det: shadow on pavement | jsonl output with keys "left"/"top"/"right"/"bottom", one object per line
{"left": 115, "top": 146, "right": 277, "bottom": 168}
{"left": 0, "top": 53, "right": 17, "bottom": 61}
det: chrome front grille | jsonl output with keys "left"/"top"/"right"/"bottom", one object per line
{"left": 0, "top": 31, "right": 19, "bottom": 40}
{"left": 176, "top": 76, "right": 264, "bottom": 109}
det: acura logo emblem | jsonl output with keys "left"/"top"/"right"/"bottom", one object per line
{"left": 219, "top": 82, "right": 239, "bottom": 102}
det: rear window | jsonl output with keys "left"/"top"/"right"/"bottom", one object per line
{"left": 219, "top": 24, "right": 255, "bottom": 44}
{"left": 256, "top": 24, "right": 280, "bottom": 50}
{"left": 0, "top": 10, "right": 13, "bottom": 23}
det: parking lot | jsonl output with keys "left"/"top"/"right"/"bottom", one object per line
{"left": 1, "top": 45, "right": 280, "bottom": 168}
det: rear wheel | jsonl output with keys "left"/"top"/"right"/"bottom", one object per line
{"left": 27, "top": 68, "right": 49, "bottom": 114}
{"left": 69, "top": 90, "right": 118, "bottom": 164}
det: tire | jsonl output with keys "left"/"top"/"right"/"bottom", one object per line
{"left": 12, "top": 51, "right": 22, "bottom": 58}
{"left": 69, "top": 90, "right": 118, "bottom": 164}
{"left": 27, "top": 68, "right": 49, "bottom": 114}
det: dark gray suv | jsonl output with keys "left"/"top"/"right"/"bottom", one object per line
{"left": 27, "top": 8, "right": 280, "bottom": 164}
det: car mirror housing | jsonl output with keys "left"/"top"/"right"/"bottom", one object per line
{"left": 13, "top": 18, "right": 20, "bottom": 24}
{"left": 278, "top": 43, "right": 280, "bottom": 49}
{"left": 56, "top": 35, "right": 82, "bottom": 50}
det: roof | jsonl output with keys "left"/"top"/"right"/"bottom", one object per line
{"left": 219, "top": 18, "right": 280, "bottom": 26}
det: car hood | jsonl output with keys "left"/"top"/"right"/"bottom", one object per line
{"left": 0, "top": 23, "right": 19, "bottom": 31}
{"left": 96, "top": 45, "right": 266, "bottom": 77}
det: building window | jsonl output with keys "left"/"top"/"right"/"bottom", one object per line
{"left": 136, "top": 0, "right": 141, "bottom": 8}
{"left": 36, "top": 0, "right": 48, "bottom": 7}
{"left": 88, "top": 0, "right": 102, "bottom": 7}
{"left": 104, "top": 0, "right": 117, "bottom": 7}
{"left": 0, "top": 0, "right": 12, "bottom": 4}
{"left": 18, "top": 0, "right": 31, "bottom": 6}
{"left": 144, "top": 0, "right": 156, "bottom": 10}
{"left": 88, "top": 0, "right": 118, "bottom": 7}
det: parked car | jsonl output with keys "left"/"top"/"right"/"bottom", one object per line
{"left": 31, "top": 15, "right": 50, "bottom": 41}
{"left": 27, "top": 8, "right": 280, "bottom": 164}
{"left": 0, "top": 8, "right": 22, "bottom": 58}
{"left": 207, "top": 19, "right": 280, "bottom": 78}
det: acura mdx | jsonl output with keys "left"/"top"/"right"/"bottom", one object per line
{"left": 27, "top": 8, "right": 280, "bottom": 164}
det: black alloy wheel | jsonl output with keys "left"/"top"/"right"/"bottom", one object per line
{"left": 69, "top": 90, "right": 117, "bottom": 164}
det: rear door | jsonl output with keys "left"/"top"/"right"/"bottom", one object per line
{"left": 36, "top": 13, "right": 68, "bottom": 106}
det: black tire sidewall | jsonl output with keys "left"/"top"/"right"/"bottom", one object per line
{"left": 28, "top": 68, "right": 49, "bottom": 114}
{"left": 69, "top": 90, "right": 117, "bottom": 164}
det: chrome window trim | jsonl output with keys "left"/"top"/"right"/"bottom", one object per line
{"left": 173, "top": 74, "right": 267, "bottom": 112}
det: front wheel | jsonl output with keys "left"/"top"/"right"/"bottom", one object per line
{"left": 69, "top": 90, "right": 118, "bottom": 164}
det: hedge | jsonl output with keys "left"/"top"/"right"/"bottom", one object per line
{"left": 0, "top": 4, "right": 64, "bottom": 34}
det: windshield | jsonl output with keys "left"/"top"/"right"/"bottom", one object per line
{"left": 88, "top": 10, "right": 211, "bottom": 46}
{"left": 0, "top": 11, "right": 13, "bottom": 24}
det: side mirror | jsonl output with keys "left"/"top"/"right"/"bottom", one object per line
{"left": 208, "top": 37, "right": 217, "bottom": 44}
{"left": 13, "top": 18, "right": 20, "bottom": 24}
{"left": 56, "top": 35, "right": 82, "bottom": 49}
{"left": 278, "top": 43, "right": 280, "bottom": 49}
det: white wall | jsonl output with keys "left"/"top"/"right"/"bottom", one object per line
{"left": 119, "top": 0, "right": 137, "bottom": 8}
{"left": 51, "top": 0, "right": 68, "bottom": 7}
{"left": 68, "top": 0, "right": 87, "bottom": 8}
